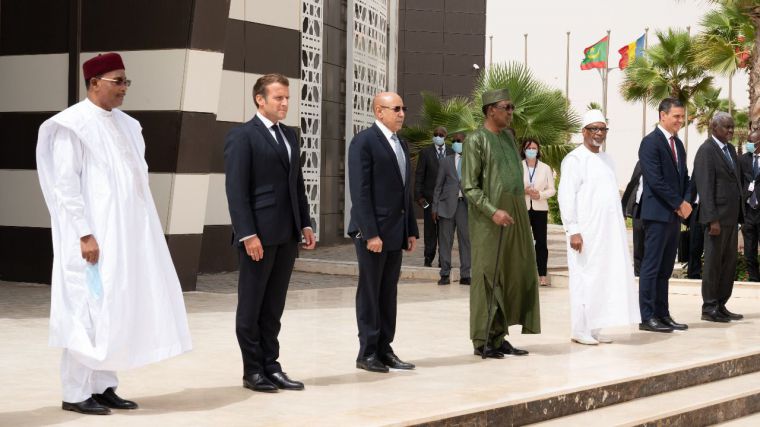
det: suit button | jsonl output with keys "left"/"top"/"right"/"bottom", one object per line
{"left": 401, "top": 209, "right": 405, "bottom": 214}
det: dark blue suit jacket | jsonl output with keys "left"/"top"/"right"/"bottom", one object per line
{"left": 224, "top": 115, "right": 312, "bottom": 246}
{"left": 638, "top": 127, "right": 690, "bottom": 223}
{"left": 347, "top": 123, "right": 419, "bottom": 251}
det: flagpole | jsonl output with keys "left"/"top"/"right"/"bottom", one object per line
{"left": 565, "top": 31, "right": 570, "bottom": 104}
{"left": 602, "top": 30, "right": 611, "bottom": 152}
{"left": 642, "top": 28, "right": 649, "bottom": 138}
{"left": 524, "top": 33, "right": 528, "bottom": 66}
{"left": 489, "top": 35, "right": 493, "bottom": 68}
{"left": 684, "top": 25, "right": 691, "bottom": 153}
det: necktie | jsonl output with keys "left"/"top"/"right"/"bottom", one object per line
{"left": 753, "top": 156, "right": 759, "bottom": 179}
{"left": 271, "top": 124, "right": 290, "bottom": 169}
{"left": 456, "top": 155, "right": 462, "bottom": 180}
{"left": 391, "top": 134, "right": 406, "bottom": 185}
{"left": 669, "top": 136, "right": 677, "bottom": 163}
{"left": 438, "top": 147, "right": 444, "bottom": 159}
{"left": 722, "top": 145, "right": 733, "bottom": 167}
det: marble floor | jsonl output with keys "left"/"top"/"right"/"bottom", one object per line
{"left": 2, "top": 279, "right": 760, "bottom": 426}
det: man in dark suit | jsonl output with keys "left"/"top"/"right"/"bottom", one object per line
{"left": 686, "top": 180, "right": 705, "bottom": 279}
{"left": 415, "top": 126, "right": 453, "bottom": 267}
{"left": 739, "top": 130, "right": 760, "bottom": 282}
{"left": 348, "top": 91, "right": 419, "bottom": 373}
{"left": 693, "top": 112, "right": 743, "bottom": 322}
{"left": 621, "top": 161, "right": 644, "bottom": 276}
{"left": 432, "top": 132, "right": 471, "bottom": 286}
{"left": 637, "top": 98, "right": 692, "bottom": 333}
{"left": 224, "top": 73, "right": 316, "bottom": 392}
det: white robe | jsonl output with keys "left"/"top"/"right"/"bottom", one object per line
{"left": 36, "top": 99, "right": 192, "bottom": 371}
{"left": 558, "top": 145, "right": 640, "bottom": 335}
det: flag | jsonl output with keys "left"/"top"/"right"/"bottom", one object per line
{"left": 580, "top": 36, "right": 609, "bottom": 70}
{"left": 618, "top": 34, "right": 645, "bottom": 69}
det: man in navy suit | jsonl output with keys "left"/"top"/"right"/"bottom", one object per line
{"left": 224, "top": 73, "right": 316, "bottom": 392}
{"left": 347, "top": 92, "right": 419, "bottom": 373}
{"left": 637, "top": 98, "right": 692, "bottom": 333}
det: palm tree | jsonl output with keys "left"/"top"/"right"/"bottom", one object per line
{"left": 701, "top": 0, "right": 760, "bottom": 127}
{"left": 691, "top": 87, "right": 728, "bottom": 136}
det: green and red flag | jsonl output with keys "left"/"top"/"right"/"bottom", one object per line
{"left": 618, "top": 34, "right": 645, "bottom": 69}
{"left": 580, "top": 36, "right": 609, "bottom": 70}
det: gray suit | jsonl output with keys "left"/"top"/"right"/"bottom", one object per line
{"left": 432, "top": 154, "right": 471, "bottom": 278}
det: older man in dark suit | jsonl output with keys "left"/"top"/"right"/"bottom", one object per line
{"left": 224, "top": 73, "right": 316, "bottom": 393}
{"left": 693, "top": 112, "right": 743, "bottom": 322}
{"left": 637, "top": 98, "right": 692, "bottom": 333}
{"left": 348, "top": 91, "right": 419, "bottom": 373}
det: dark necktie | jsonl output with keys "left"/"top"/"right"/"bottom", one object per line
{"left": 438, "top": 147, "right": 444, "bottom": 159}
{"left": 271, "top": 124, "right": 290, "bottom": 169}
{"left": 753, "top": 156, "right": 759, "bottom": 179}
{"left": 722, "top": 145, "right": 733, "bottom": 167}
{"left": 669, "top": 136, "right": 677, "bottom": 164}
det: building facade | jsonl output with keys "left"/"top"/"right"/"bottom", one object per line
{"left": 0, "top": 0, "right": 485, "bottom": 290}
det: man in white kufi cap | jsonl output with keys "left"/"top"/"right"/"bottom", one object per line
{"left": 557, "top": 110, "right": 640, "bottom": 345}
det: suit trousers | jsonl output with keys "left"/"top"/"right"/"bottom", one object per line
{"left": 423, "top": 206, "right": 438, "bottom": 262}
{"left": 438, "top": 198, "right": 471, "bottom": 278}
{"left": 528, "top": 209, "right": 548, "bottom": 276}
{"left": 639, "top": 219, "right": 680, "bottom": 321}
{"left": 236, "top": 239, "right": 298, "bottom": 376}
{"left": 354, "top": 238, "right": 402, "bottom": 360}
{"left": 632, "top": 217, "right": 645, "bottom": 276}
{"left": 702, "top": 224, "right": 738, "bottom": 313}
{"left": 742, "top": 221, "right": 760, "bottom": 281}
{"left": 687, "top": 204, "right": 705, "bottom": 279}
{"left": 60, "top": 349, "right": 118, "bottom": 403}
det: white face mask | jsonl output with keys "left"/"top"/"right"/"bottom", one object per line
{"left": 433, "top": 136, "right": 445, "bottom": 146}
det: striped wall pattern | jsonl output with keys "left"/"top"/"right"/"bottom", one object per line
{"left": 0, "top": 0, "right": 327, "bottom": 290}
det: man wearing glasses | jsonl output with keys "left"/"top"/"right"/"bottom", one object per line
{"left": 461, "top": 89, "right": 540, "bottom": 358}
{"left": 36, "top": 53, "right": 192, "bottom": 415}
{"left": 415, "top": 126, "right": 453, "bottom": 267}
{"left": 347, "top": 92, "right": 419, "bottom": 373}
{"left": 637, "top": 98, "right": 692, "bottom": 333}
{"left": 558, "top": 110, "right": 640, "bottom": 345}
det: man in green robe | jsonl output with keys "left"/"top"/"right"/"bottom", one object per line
{"left": 462, "top": 88, "right": 541, "bottom": 358}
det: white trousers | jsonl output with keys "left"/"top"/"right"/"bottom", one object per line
{"left": 60, "top": 350, "right": 118, "bottom": 403}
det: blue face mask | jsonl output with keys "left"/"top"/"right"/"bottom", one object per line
{"left": 525, "top": 149, "right": 538, "bottom": 159}
{"left": 746, "top": 142, "right": 756, "bottom": 153}
{"left": 452, "top": 142, "right": 463, "bottom": 153}
{"left": 433, "top": 136, "right": 445, "bottom": 146}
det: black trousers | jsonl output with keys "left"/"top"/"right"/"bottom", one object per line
{"left": 423, "top": 206, "right": 438, "bottom": 262}
{"left": 235, "top": 240, "right": 298, "bottom": 376}
{"left": 528, "top": 209, "right": 548, "bottom": 276}
{"left": 639, "top": 219, "right": 679, "bottom": 321}
{"left": 702, "top": 224, "right": 738, "bottom": 313}
{"left": 354, "top": 239, "right": 402, "bottom": 360}
{"left": 687, "top": 205, "right": 705, "bottom": 279}
{"left": 632, "top": 217, "right": 645, "bottom": 276}
{"left": 742, "top": 221, "right": 760, "bottom": 281}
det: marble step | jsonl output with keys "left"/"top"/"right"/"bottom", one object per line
{"left": 413, "top": 351, "right": 760, "bottom": 426}
{"left": 531, "top": 371, "right": 760, "bottom": 427}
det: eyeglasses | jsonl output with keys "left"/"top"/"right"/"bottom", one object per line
{"left": 452, "top": 139, "right": 462, "bottom": 143}
{"left": 493, "top": 103, "right": 515, "bottom": 111}
{"left": 433, "top": 133, "right": 446, "bottom": 138}
{"left": 380, "top": 105, "right": 408, "bottom": 113}
{"left": 584, "top": 126, "right": 609, "bottom": 133}
{"left": 96, "top": 77, "right": 132, "bottom": 87}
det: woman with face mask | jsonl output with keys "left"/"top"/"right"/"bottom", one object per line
{"left": 521, "top": 138, "right": 556, "bottom": 286}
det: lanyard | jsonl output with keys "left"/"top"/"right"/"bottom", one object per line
{"left": 526, "top": 160, "right": 537, "bottom": 184}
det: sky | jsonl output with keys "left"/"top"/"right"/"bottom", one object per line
{"left": 485, "top": 0, "right": 749, "bottom": 186}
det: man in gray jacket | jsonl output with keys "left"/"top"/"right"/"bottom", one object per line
{"left": 432, "top": 132, "right": 471, "bottom": 285}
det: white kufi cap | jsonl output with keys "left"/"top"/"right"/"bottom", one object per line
{"left": 582, "top": 109, "right": 607, "bottom": 128}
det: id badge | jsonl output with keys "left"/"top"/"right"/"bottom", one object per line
{"left": 750, "top": 181, "right": 755, "bottom": 192}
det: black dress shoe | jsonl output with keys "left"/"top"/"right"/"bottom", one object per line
{"left": 498, "top": 341, "right": 529, "bottom": 356}
{"left": 62, "top": 398, "right": 111, "bottom": 415}
{"left": 268, "top": 372, "right": 304, "bottom": 390}
{"left": 639, "top": 318, "right": 673, "bottom": 333}
{"left": 720, "top": 306, "right": 744, "bottom": 320}
{"left": 424, "top": 258, "right": 433, "bottom": 267}
{"left": 474, "top": 345, "right": 505, "bottom": 359}
{"left": 243, "top": 373, "right": 279, "bottom": 392}
{"left": 91, "top": 387, "right": 138, "bottom": 410}
{"left": 459, "top": 277, "right": 471, "bottom": 285}
{"left": 702, "top": 310, "right": 731, "bottom": 323}
{"left": 438, "top": 276, "right": 450, "bottom": 285}
{"left": 380, "top": 352, "right": 415, "bottom": 370}
{"left": 660, "top": 316, "right": 688, "bottom": 330}
{"left": 356, "top": 354, "right": 389, "bottom": 373}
